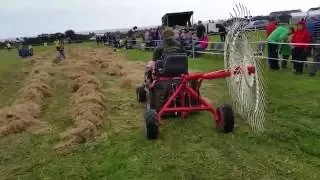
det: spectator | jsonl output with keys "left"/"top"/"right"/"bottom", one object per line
{"left": 141, "top": 30, "right": 145, "bottom": 42}
{"left": 192, "top": 32, "right": 199, "bottom": 44}
{"left": 194, "top": 33, "right": 209, "bottom": 57}
{"left": 128, "top": 27, "right": 137, "bottom": 46}
{"left": 184, "top": 30, "right": 193, "bottom": 53}
{"left": 266, "top": 17, "right": 278, "bottom": 37}
{"left": 151, "top": 29, "right": 158, "bottom": 47}
{"left": 180, "top": 30, "right": 188, "bottom": 46}
{"left": 300, "top": 18, "right": 307, "bottom": 25}
{"left": 309, "top": 15, "right": 320, "bottom": 76}
{"left": 144, "top": 30, "right": 152, "bottom": 47}
{"left": 157, "top": 27, "right": 162, "bottom": 47}
{"left": 267, "top": 26, "right": 294, "bottom": 70}
{"left": 102, "top": 35, "right": 107, "bottom": 45}
{"left": 28, "top": 45, "right": 33, "bottom": 56}
{"left": 196, "top": 21, "right": 206, "bottom": 39}
{"left": 173, "top": 28, "right": 180, "bottom": 41}
{"left": 199, "top": 33, "right": 209, "bottom": 50}
{"left": 217, "top": 24, "right": 226, "bottom": 42}
{"left": 114, "top": 32, "right": 120, "bottom": 49}
{"left": 96, "top": 36, "right": 100, "bottom": 46}
{"left": 154, "top": 28, "right": 160, "bottom": 47}
{"left": 291, "top": 21, "right": 311, "bottom": 74}
{"left": 6, "top": 43, "right": 11, "bottom": 51}
{"left": 279, "top": 27, "right": 294, "bottom": 69}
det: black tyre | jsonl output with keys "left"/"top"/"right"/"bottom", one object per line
{"left": 136, "top": 85, "right": 146, "bottom": 103}
{"left": 146, "top": 91, "right": 156, "bottom": 111}
{"left": 218, "top": 104, "right": 235, "bottom": 133}
{"left": 144, "top": 109, "right": 159, "bottom": 139}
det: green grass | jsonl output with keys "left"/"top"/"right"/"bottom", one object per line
{"left": 0, "top": 40, "right": 319, "bottom": 180}
{"left": 0, "top": 50, "right": 30, "bottom": 108}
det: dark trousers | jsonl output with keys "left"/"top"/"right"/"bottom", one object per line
{"left": 310, "top": 47, "right": 320, "bottom": 74}
{"left": 281, "top": 55, "right": 289, "bottom": 68}
{"left": 268, "top": 43, "right": 279, "bottom": 70}
{"left": 292, "top": 47, "right": 307, "bottom": 73}
{"left": 220, "top": 33, "right": 226, "bottom": 42}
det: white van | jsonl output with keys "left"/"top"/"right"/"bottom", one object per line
{"left": 205, "top": 22, "right": 219, "bottom": 34}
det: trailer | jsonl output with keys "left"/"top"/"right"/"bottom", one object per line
{"left": 162, "top": 11, "right": 194, "bottom": 27}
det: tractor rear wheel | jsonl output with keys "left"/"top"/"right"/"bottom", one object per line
{"left": 136, "top": 85, "right": 146, "bottom": 103}
{"left": 144, "top": 109, "right": 159, "bottom": 139}
{"left": 218, "top": 104, "right": 235, "bottom": 133}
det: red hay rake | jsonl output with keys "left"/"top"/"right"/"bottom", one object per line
{"left": 156, "top": 65, "right": 255, "bottom": 125}
{"left": 136, "top": 3, "right": 266, "bottom": 139}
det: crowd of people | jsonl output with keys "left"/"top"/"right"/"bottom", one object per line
{"left": 95, "top": 16, "right": 320, "bottom": 77}
{"left": 97, "top": 20, "right": 230, "bottom": 57}
{"left": 142, "top": 21, "right": 219, "bottom": 53}
{"left": 266, "top": 16, "right": 320, "bottom": 76}
{"left": 122, "top": 21, "right": 210, "bottom": 56}
{"left": 96, "top": 32, "right": 121, "bottom": 48}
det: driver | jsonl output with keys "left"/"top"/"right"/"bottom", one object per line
{"left": 146, "top": 27, "right": 185, "bottom": 72}
{"left": 153, "top": 27, "right": 185, "bottom": 61}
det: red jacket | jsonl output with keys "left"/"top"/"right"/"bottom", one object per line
{"left": 266, "top": 21, "right": 277, "bottom": 36}
{"left": 291, "top": 28, "right": 311, "bottom": 48}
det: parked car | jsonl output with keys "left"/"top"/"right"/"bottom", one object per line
{"left": 245, "top": 20, "right": 268, "bottom": 30}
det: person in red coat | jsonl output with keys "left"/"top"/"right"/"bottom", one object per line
{"left": 266, "top": 17, "right": 278, "bottom": 36}
{"left": 291, "top": 21, "right": 311, "bottom": 74}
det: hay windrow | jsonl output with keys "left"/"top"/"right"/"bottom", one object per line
{"left": 55, "top": 48, "right": 147, "bottom": 152}
{"left": 83, "top": 49, "right": 144, "bottom": 87}
{"left": 70, "top": 74, "right": 101, "bottom": 92}
{"left": 55, "top": 58, "right": 106, "bottom": 152}
{"left": 0, "top": 102, "right": 45, "bottom": 137}
{"left": 0, "top": 54, "right": 54, "bottom": 137}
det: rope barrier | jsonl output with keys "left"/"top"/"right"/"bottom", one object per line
{"left": 258, "top": 56, "right": 320, "bottom": 64}
{"left": 123, "top": 39, "right": 320, "bottom": 65}
{"left": 126, "top": 39, "right": 320, "bottom": 47}
{"left": 186, "top": 50, "right": 224, "bottom": 55}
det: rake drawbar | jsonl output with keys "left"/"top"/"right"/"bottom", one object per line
{"left": 157, "top": 65, "right": 255, "bottom": 128}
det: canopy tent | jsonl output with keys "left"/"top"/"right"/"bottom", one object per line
{"left": 162, "top": 11, "right": 194, "bottom": 27}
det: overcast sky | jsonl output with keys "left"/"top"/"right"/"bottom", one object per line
{"left": 0, "top": 0, "right": 318, "bottom": 38}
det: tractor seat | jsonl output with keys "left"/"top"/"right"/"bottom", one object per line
{"left": 157, "top": 53, "right": 188, "bottom": 77}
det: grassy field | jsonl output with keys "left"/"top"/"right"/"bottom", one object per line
{"left": 0, "top": 36, "right": 319, "bottom": 180}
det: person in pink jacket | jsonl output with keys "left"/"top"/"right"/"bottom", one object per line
{"left": 199, "top": 34, "right": 209, "bottom": 49}
{"left": 194, "top": 33, "right": 209, "bottom": 53}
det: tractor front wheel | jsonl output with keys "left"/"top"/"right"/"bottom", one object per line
{"left": 136, "top": 85, "right": 146, "bottom": 103}
{"left": 217, "top": 104, "right": 235, "bottom": 133}
{"left": 144, "top": 109, "right": 159, "bottom": 139}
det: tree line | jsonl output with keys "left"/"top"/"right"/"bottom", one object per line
{"left": 0, "top": 30, "right": 95, "bottom": 49}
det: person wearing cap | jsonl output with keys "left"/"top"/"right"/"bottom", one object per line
{"left": 145, "top": 27, "right": 185, "bottom": 75}
{"left": 196, "top": 21, "right": 206, "bottom": 39}
{"left": 152, "top": 27, "right": 185, "bottom": 61}
{"left": 291, "top": 21, "right": 311, "bottom": 74}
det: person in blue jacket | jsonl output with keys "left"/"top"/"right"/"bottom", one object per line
{"left": 307, "top": 14, "right": 320, "bottom": 76}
